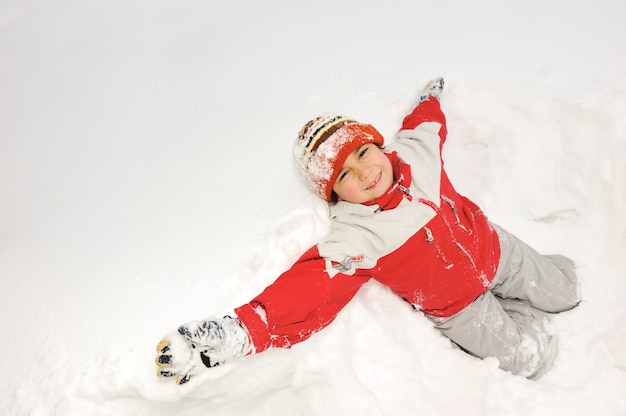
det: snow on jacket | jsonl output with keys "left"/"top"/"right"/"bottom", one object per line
{"left": 235, "top": 97, "right": 501, "bottom": 354}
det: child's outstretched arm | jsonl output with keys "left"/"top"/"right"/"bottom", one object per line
{"left": 155, "top": 246, "right": 369, "bottom": 385}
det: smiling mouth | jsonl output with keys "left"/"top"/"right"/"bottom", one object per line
{"left": 365, "top": 172, "right": 382, "bottom": 190}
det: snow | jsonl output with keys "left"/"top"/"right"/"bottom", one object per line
{"left": 1, "top": 0, "right": 625, "bottom": 414}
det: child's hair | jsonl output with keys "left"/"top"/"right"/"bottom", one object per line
{"left": 293, "top": 114, "right": 385, "bottom": 201}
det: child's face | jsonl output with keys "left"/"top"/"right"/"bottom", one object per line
{"left": 332, "top": 144, "right": 393, "bottom": 204}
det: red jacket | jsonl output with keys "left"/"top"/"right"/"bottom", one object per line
{"left": 235, "top": 98, "right": 501, "bottom": 353}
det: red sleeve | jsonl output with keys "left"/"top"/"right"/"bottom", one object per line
{"left": 235, "top": 246, "right": 370, "bottom": 353}
{"left": 400, "top": 96, "right": 448, "bottom": 144}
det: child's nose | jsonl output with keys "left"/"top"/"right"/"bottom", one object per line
{"left": 357, "top": 165, "right": 371, "bottom": 181}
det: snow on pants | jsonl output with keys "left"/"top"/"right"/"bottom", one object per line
{"left": 427, "top": 223, "right": 580, "bottom": 379}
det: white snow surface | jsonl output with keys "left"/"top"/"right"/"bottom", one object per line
{"left": 1, "top": 0, "right": 625, "bottom": 415}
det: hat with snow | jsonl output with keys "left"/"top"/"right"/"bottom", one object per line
{"left": 293, "top": 114, "right": 385, "bottom": 201}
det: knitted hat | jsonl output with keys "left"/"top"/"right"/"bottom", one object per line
{"left": 293, "top": 114, "right": 385, "bottom": 201}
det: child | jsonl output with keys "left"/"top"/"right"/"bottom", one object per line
{"left": 155, "top": 78, "right": 580, "bottom": 385}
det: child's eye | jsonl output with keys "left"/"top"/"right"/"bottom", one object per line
{"left": 338, "top": 171, "right": 348, "bottom": 182}
{"left": 359, "top": 146, "right": 369, "bottom": 158}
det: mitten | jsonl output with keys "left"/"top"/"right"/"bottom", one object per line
{"left": 419, "top": 77, "right": 445, "bottom": 102}
{"left": 155, "top": 315, "right": 251, "bottom": 385}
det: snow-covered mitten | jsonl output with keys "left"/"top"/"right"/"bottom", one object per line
{"left": 155, "top": 315, "right": 251, "bottom": 385}
{"left": 419, "top": 77, "right": 445, "bottom": 102}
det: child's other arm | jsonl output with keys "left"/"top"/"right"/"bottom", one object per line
{"left": 392, "top": 78, "right": 448, "bottom": 200}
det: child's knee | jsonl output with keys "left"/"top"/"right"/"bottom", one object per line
{"left": 545, "top": 254, "right": 581, "bottom": 310}
{"left": 546, "top": 254, "right": 576, "bottom": 280}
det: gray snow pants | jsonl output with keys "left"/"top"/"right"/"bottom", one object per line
{"left": 427, "top": 223, "right": 580, "bottom": 379}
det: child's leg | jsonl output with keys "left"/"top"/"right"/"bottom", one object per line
{"left": 490, "top": 224, "right": 581, "bottom": 313}
{"left": 428, "top": 291, "right": 557, "bottom": 379}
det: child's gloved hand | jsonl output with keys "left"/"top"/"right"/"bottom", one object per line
{"left": 155, "top": 315, "right": 251, "bottom": 385}
{"left": 419, "top": 77, "right": 445, "bottom": 102}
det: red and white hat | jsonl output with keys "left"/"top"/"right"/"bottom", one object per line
{"left": 293, "top": 114, "right": 385, "bottom": 201}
